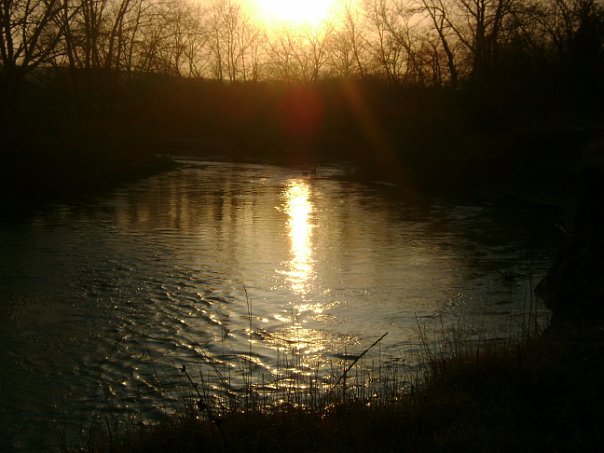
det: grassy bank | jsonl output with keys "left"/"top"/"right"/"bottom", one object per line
{"left": 76, "top": 314, "right": 604, "bottom": 452}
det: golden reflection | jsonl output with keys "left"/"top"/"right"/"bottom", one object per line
{"left": 282, "top": 179, "right": 314, "bottom": 294}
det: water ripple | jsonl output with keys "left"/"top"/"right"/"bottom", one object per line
{"left": 0, "top": 161, "right": 560, "bottom": 450}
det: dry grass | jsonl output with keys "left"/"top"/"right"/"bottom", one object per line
{"left": 70, "top": 300, "right": 604, "bottom": 453}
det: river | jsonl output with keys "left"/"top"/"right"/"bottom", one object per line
{"left": 0, "top": 160, "right": 561, "bottom": 450}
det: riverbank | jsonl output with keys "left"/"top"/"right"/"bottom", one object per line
{"left": 0, "top": 118, "right": 179, "bottom": 208}
{"left": 2, "top": 80, "right": 602, "bottom": 209}
{"left": 82, "top": 317, "right": 604, "bottom": 452}
{"left": 1, "top": 120, "right": 598, "bottom": 218}
{"left": 0, "top": 158, "right": 566, "bottom": 452}
{"left": 81, "top": 155, "right": 604, "bottom": 451}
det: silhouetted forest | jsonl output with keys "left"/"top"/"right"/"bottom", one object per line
{"left": 1, "top": 0, "right": 603, "bottom": 199}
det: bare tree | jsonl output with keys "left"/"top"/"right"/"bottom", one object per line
{"left": 363, "top": 0, "right": 405, "bottom": 83}
{"left": 535, "top": 0, "right": 604, "bottom": 56}
{"left": 441, "top": 0, "right": 520, "bottom": 80}
{"left": 222, "top": 0, "right": 241, "bottom": 81}
{"left": 182, "top": 2, "right": 208, "bottom": 78}
{"left": 417, "top": 0, "right": 459, "bottom": 87}
{"left": 386, "top": 1, "right": 428, "bottom": 85}
{"left": 0, "top": 0, "right": 64, "bottom": 90}
{"left": 328, "top": 1, "right": 368, "bottom": 77}
{"left": 53, "top": 0, "right": 84, "bottom": 104}
{"left": 265, "top": 27, "right": 297, "bottom": 83}
{"left": 153, "top": 0, "right": 206, "bottom": 76}
{"left": 290, "top": 25, "right": 333, "bottom": 83}
{"left": 235, "top": 10, "right": 263, "bottom": 81}
{"left": 205, "top": 0, "right": 260, "bottom": 82}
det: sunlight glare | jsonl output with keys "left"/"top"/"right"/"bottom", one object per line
{"left": 254, "top": 0, "right": 336, "bottom": 28}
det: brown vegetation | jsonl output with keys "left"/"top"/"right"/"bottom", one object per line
{"left": 78, "top": 316, "right": 604, "bottom": 452}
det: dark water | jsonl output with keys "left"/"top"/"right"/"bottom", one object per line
{"left": 0, "top": 161, "right": 560, "bottom": 450}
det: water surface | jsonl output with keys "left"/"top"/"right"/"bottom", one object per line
{"left": 0, "top": 161, "right": 559, "bottom": 450}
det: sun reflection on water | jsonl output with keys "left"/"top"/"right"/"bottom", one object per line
{"left": 282, "top": 179, "right": 315, "bottom": 295}
{"left": 271, "top": 179, "right": 350, "bottom": 371}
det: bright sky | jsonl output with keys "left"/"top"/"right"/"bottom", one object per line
{"left": 244, "top": 0, "right": 342, "bottom": 30}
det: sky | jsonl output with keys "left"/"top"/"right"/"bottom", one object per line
{"left": 239, "top": 0, "right": 353, "bottom": 30}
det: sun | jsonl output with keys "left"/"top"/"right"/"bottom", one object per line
{"left": 253, "top": 0, "right": 337, "bottom": 28}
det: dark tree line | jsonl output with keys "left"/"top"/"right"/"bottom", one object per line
{"left": 1, "top": 0, "right": 603, "bottom": 104}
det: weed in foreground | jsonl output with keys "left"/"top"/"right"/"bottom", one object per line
{"left": 74, "top": 293, "right": 604, "bottom": 452}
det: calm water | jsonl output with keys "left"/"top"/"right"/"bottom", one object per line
{"left": 0, "top": 161, "right": 560, "bottom": 450}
